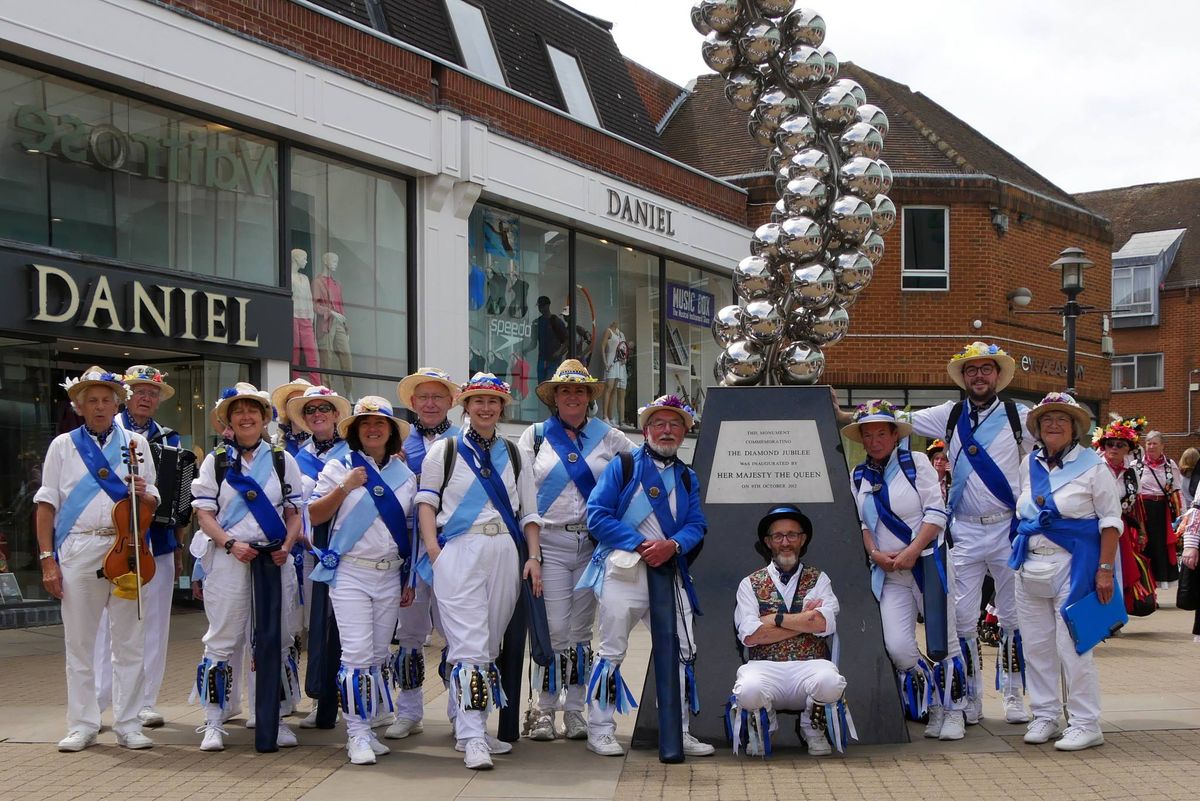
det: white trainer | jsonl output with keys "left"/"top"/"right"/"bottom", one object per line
{"left": 939, "top": 710, "right": 966, "bottom": 741}
{"left": 527, "top": 713, "right": 556, "bottom": 741}
{"left": 463, "top": 737, "right": 494, "bottom": 770}
{"left": 1054, "top": 726, "right": 1104, "bottom": 751}
{"left": 138, "top": 707, "right": 165, "bottom": 728}
{"left": 347, "top": 735, "right": 377, "bottom": 765}
{"left": 454, "top": 733, "right": 512, "bottom": 753}
{"left": 369, "top": 712, "right": 395, "bottom": 729}
{"left": 804, "top": 731, "right": 832, "bottom": 756}
{"left": 924, "top": 706, "right": 945, "bottom": 739}
{"left": 563, "top": 711, "right": 588, "bottom": 740}
{"left": 1023, "top": 718, "right": 1062, "bottom": 744}
{"left": 298, "top": 707, "right": 320, "bottom": 728}
{"left": 57, "top": 730, "right": 97, "bottom": 753}
{"left": 1004, "top": 696, "right": 1031, "bottom": 724}
{"left": 276, "top": 723, "right": 298, "bottom": 747}
{"left": 385, "top": 717, "right": 423, "bottom": 739}
{"left": 245, "top": 714, "right": 256, "bottom": 729}
{"left": 116, "top": 731, "right": 154, "bottom": 750}
{"left": 682, "top": 732, "right": 715, "bottom": 756}
{"left": 367, "top": 732, "right": 390, "bottom": 755}
{"left": 197, "top": 723, "right": 227, "bottom": 752}
{"left": 587, "top": 732, "right": 625, "bottom": 756}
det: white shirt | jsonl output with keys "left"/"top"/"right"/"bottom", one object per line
{"left": 298, "top": 439, "right": 347, "bottom": 498}
{"left": 517, "top": 420, "right": 633, "bottom": 527}
{"left": 1017, "top": 445, "right": 1124, "bottom": 542}
{"left": 35, "top": 426, "right": 160, "bottom": 535}
{"left": 415, "top": 431, "right": 539, "bottom": 530}
{"left": 191, "top": 441, "right": 303, "bottom": 544}
{"left": 1138, "top": 457, "right": 1182, "bottom": 498}
{"left": 312, "top": 454, "right": 417, "bottom": 561}
{"left": 909, "top": 398, "right": 1030, "bottom": 517}
{"left": 852, "top": 449, "right": 947, "bottom": 552}
{"left": 735, "top": 562, "right": 839, "bottom": 645}
{"left": 628, "top": 456, "right": 682, "bottom": 542}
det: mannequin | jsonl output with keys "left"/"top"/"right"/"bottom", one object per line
{"left": 599, "top": 320, "right": 629, "bottom": 427}
{"left": 291, "top": 249, "right": 320, "bottom": 383}
{"left": 314, "top": 252, "right": 353, "bottom": 397}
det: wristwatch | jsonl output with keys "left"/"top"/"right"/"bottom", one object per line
{"left": 774, "top": 610, "right": 785, "bottom": 628}
{"left": 224, "top": 539, "right": 237, "bottom": 554}
{"left": 528, "top": 553, "right": 543, "bottom": 564}
{"left": 38, "top": 550, "right": 55, "bottom": 561}
{"left": 1098, "top": 562, "right": 1115, "bottom": 572}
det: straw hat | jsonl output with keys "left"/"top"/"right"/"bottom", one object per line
{"left": 214, "top": 383, "right": 272, "bottom": 428}
{"left": 1026, "top": 392, "right": 1092, "bottom": 442}
{"left": 457, "top": 373, "right": 512, "bottom": 406}
{"left": 337, "top": 396, "right": 410, "bottom": 441}
{"left": 270, "top": 378, "right": 314, "bottom": 424}
{"left": 285, "top": 386, "right": 352, "bottom": 435}
{"left": 123, "top": 365, "right": 175, "bottom": 401}
{"left": 840, "top": 399, "right": 913, "bottom": 443}
{"left": 535, "top": 359, "right": 602, "bottom": 407}
{"left": 946, "top": 341, "right": 1016, "bottom": 392}
{"left": 397, "top": 367, "right": 459, "bottom": 411}
{"left": 62, "top": 366, "right": 129, "bottom": 405}
{"left": 636, "top": 394, "right": 696, "bottom": 431}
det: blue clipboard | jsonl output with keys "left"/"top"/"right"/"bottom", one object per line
{"left": 1063, "top": 589, "right": 1128, "bottom": 654}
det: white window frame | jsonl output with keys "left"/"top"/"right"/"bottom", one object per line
{"left": 444, "top": 0, "right": 507, "bottom": 86}
{"left": 1111, "top": 263, "right": 1155, "bottom": 317}
{"left": 1111, "top": 352, "right": 1164, "bottom": 392}
{"left": 900, "top": 206, "right": 950, "bottom": 291}
{"left": 545, "top": 44, "right": 601, "bottom": 127}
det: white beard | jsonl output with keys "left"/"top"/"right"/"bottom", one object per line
{"left": 773, "top": 553, "right": 799, "bottom": 572}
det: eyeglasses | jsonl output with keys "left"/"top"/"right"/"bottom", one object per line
{"left": 1039, "top": 413, "right": 1072, "bottom": 426}
{"left": 303, "top": 403, "right": 336, "bottom": 415}
{"left": 961, "top": 364, "right": 997, "bottom": 378}
{"left": 412, "top": 394, "right": 451, "bottom": 404}
{"left": 768, "top": 532, "right": 803, "bottom": 543}
{"left": 648, "top": 419, "right": 685, "bottom": 431}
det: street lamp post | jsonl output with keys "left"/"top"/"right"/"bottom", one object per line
{"left": 1049, "top": 247, "right": 1095, "bottom": 395}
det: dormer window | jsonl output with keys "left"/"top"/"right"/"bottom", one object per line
{"left": 546, "top": 45, "right": 600, "bottom": 126}
{"left": 445, "top": 0, "right": 506, "bottom": 86}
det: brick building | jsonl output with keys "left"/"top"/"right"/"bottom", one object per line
{"left": 1076, "top": 179, "right": 1200, "bottom": 460}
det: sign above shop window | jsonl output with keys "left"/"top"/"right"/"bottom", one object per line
{"left": 605, "top": 189, "right": 677, "bottom": 238}
{"left": 666, "top": 282, "right": 715, "bottom": 327}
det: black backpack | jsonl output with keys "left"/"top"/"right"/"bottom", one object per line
{"left": 945, "top": 399, "right": 1023, "bottom": 448}
{"left": 214, "top": 443, "right": 290, "bottom": 497}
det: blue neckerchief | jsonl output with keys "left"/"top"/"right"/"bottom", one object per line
{"left": 55, "top": 426, "right": 130, "bottom": 549}
{"left": 1008, "top": 447, "right": 1104, "bottom": 617}
{"left": 120, "top": 409, "right": 160, "bottom": 440}
{"left": 404, "top": 423, "right": 460, "bottom": 477}
{"left": 441, "top": 433, "right": 505, "bottom": 540}
{"left": 311, "top": 452, "right": 413, "bottom": 585}
{"left": 948, "top": 404, "right": 1016, "bottom": 515}
{"left": 297, "top": 439, "right": 349, "bottom": 479}
{"left": 455, "top": 435, "right": 525, "bottom": 548}
{"left": 217, "top": 442, "right": 287, "bottom": 541}
{"left": 536, "top": 416, "right": 607, "bottom": 515}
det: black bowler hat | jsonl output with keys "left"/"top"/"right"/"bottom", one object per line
{"left": 755, "top": 505, "right": 813, "bottom": 561}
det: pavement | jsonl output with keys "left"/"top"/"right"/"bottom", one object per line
{"left": 2, "top": 592, "right": 1199, "bottom": 801}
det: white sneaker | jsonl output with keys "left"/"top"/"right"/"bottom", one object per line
{"left": 245, "top": 715, "right": 256, "bottom": 729}
{"left": 1004, "top": 696, "right": 1031, "bottom": 724}
{"left": 369, "top": 712, "right": 395, "bottom": 729}
{"left": 367, "top": 732, "right": 390, "bottom": 755}
{"left": 923, "top": 706, "right": 945, "bottom": 739}
{"left": 57, "top": 730, "right": 97, "bottom": 752}
{"left": 939, "top": 710, "right": 966, "bottom": 741}
{"left": 804, "top": 730, "right": 832, "bottom": 756}
{"left": 197, "top": 723, "right": 227, "bottom": 752}
{"left": 276, "top": 723, "right": 298, "bottom": 747}
{"left": 298, "top": 708, "right": 320, "bottom": 728}
{"left": 384, "top": 717, "right": 423, "bottom": 739}
{"left": 527, "top": 713, "right": 556, "bottom": 741}
{"left": 454, "top": 733, "right": 512, "bottom": 754}
{"left": 347, "top": 735, "right": 377, "bottom": 765}
{"left": 138, "top": 707, "right": 165, "bottom": 728}
{"left": 1054, "top": 726, "right": 1104, "bottom": 751}
{"left": 463, "top": 737, "right": 493, "bottom": 770}
{"left": 587, "top": 732, "right": 625, "bottom": 756}
{"left": 965, "top": 693, "right": 983, "bottom": 725}
{"left": 682, "top": 731, "right": 715, "bottom": 756}
{"left": 1023, "top": 718, "right": 1062, "bottom": 744}
{"left": 563, "top": 711, "right": 588, "bottom": 740}
{"left": 116, "top": 731, "right": 154, "bottom": 750}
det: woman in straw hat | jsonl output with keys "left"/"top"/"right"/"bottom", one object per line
{"left": 1009, "top": 392, "right": 1120, "bottom": 752}
{"left": 307, "top": 397, "right": 417, "bottom": 765}
{"left": 415, "top": 373, "right": 539, "bottom": 770}
{"left": 517, "top": 359, "right": 633, "bottom": 743}
{"left": 190, "top": 383, "right": 304, "bottom": 753}
{"left": 843, "top": 400, "right": 966, "bottom": 741}
{"left": 271, "top": 379, "right": 315, "bottom": 455}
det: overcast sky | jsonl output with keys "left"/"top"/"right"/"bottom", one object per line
{"left": 563, "top": 0, "right": 1199, "bottom": 195}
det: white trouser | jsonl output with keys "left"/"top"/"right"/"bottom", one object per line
{"left": 329, "top": 563, "right": 402, "bottom": 738}
{"left": 1014, "top": 546, "right": 1101, "bottom": 731}
{"left": 537, "top": 526, "right": 598, "bottom": 713}
{"left": 733, "top": 659, "right": 845, "bottom": 734}
{"left": 880, "top": 567, "right": 966, "bottom": 710}
{"left": 588, "top": 555, "right": 696, "bottom": 738}
{"left": 950, "top": 516, "right": 1018, "bottom": 631}
{"left": 95, "top": 550, "right": 175, "bottom": 713}
{"left": 58, "top": 533, "right": 146, "bottom": 736}
{"left": 393, "top": 577, "right": 432, "bottom": 721}
{"left": 432, "top": 531, "right": 519, "bottom": 743}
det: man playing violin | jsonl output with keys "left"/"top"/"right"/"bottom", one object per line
{"left": 35, "top": 367, "right": 160, "bottom": 752}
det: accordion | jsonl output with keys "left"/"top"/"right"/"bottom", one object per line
{"left": 150, "top": 442, "right": 197, "bottom": 529}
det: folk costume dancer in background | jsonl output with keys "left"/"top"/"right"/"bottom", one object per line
{"left": 908, "top": 342, "right": 1031, "bottom": 725}
{"left": 190, "top": 383, "right": 304, "bottom": 753}
{"left": 846, "top": 401, "right": 966, "bottom": 740}
{"left": 416, "top": 373, "right": 541, "bottom": 770}
{"left": 308, "top": 396, "right": 417, "bottom": 765}
{"left": 37, "top": 367, "right": 160, "bottom": 752}
{"left": 581, "top": 394, "right": 714, "bottom": 761}
{"left": 518, "top": 359, "right": 633, "bottom": 742}
{"left": 727, "top": 506, "right": 853, "bottom": 758}
{"left": 391, "top": 367, "right": 461, "bottom": 741}
{"left": 1138, "top": 430, "right": 1184, "bottom": 587}
{"left": 1095, "top": 420, "right": 1155, "bottom": 614}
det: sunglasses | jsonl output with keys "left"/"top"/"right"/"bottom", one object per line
{"left": 303, "top": 403, "right": 336, "bottom": 415}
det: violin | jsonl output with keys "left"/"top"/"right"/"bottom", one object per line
{"left": 103, "top": 442, "right": 157, "bottom": 616}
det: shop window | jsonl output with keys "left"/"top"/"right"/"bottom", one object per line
{"left": 546, "top": 45, "right": 601, "bottom": 127}
{"left": 1111, "top": 353, "right": 1163, "bottom": 392}
{"left": 445, "top": 0, "right": 507, "bottom": 86}
{"left": 1112, "top": 264, "right": 1155, "bottom": 317}
{"left": 289, "top": 151, "right": 410, "bottom": 400}
{"left": 901, "top": 207, "right": 949, "bottom": 290}
{"left": 664, "top": 261, "right": 727, "bottom": 424}
{"left": 0, "top": 61, "right": 278, "bottom": 285}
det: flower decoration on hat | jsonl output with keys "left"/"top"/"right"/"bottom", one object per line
{"left": 462, "top": 374, "right": 511, "bottom": 394}
{"left": 60, "top": 368, "right": 131, "bottom": 404}
{"left": 926, "top": 438, "right": 947, "bottom": 455}
{"left": 220, "top": 386, "right": 239, "bottom": 400}
{"left": 125, "top": 366, "right": 166, "bottom": 383}
{"left": 636, "top": 393, "right": 697, "bottom": 431}
{"left": 1092, "top": 420, "right": 1139, "bottom": 449}
{"left": 852, "top": 398, "right": 901, "bottom": 422}
{"left": 950, "top": 341, "right": 1006, "bottom": 362}
{"left": 357, "top": 397, "right": 384, "bottom": 414}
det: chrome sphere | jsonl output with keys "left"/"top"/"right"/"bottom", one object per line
{"left": 711, "top": 304, "right": 745, "bottom": 347}
{"left": 781, "top": 175, "right": 830, "bottom": 217}
{"left": 700, "top": 0, "right": 741, "bottom": 34}
{"left": 742, "top": 299, "right": 786, "bottom": 344}
{"left": 774, "top": 113, "right": 818, "bottom": 156}
{"left": 734, "top": 255, "right": 781, "bottom": 301}
{"left": 827, "top": 194, "right": 875, "bottom": 243}
{"left": 770, "top": 197, "right": 789, "bottom": 223}
{"left": 785, "top": 147, "right": 834, "bottom": 181}
{"left": 785, "top": 311, "right": 814, "bottom": 341}
{"left": 724, "top": 67, "right": 764, "bottom": 111}
{"left": 690, "top": 2, "right": 713, "bottom": 35}
{"left": 738, "top": 19, "right": 782, "bottom": 64}
{"left": 838, "top": 157, "right": 885, "bottom": 201}
{"left": 856, "top": 104, "right": 889, "bottom": 139}
{"left": 790, "top": 262, "right": 837, "bottom": 309}
{"left": 748, "top": 113, "right": 776, "bottom": 146}
{"left": 780, "top": 44, "right": 825, "bottom": 90}
{"left": 779, "top": 215, "right": 825, "bottom": 261}
{"left": 721, "top": 339, "right": 768, "bottom": 386}
{"left": 775, "top": 341, "right": 825, "bottom": 384}
{"left": 819, "top": 47, "right": 839, "bottom": 84}
{"left": 812, "top": 83, "right": 859, "bottom": 130}
{"left": 861, "top": 230, "right": 886, "bottom": 265}
{"left": 702, "top": 32, "right": 739, "bottom": 74}
{"left": 782, "top": 7, "right": 825, "bottom": 48}
{"left": 832, "top": 248, "right": 874, "bottom": 294}
{"left": 749, "top": 222, "right": 786, "bottom": 262}
{"left": 830, "top": 78, "right": 867, "bottom": 106}
{"left": 755, "top": 86, "right": 801, "bottom": 128}
{"left": 876, "top": 159, "right": 893, "bottom": 195}
{"left": 872, "top": 195, "right": 896, "bottom": 234}
{"left": 838, "top": 122, "right": 885, "bottom": 160}
{"left": 809, "top": 303, "right": 850, "bottom": 345}
{"left": 753, "top": 0, "right": 795, "bottom": 17}
{"left": 835, "top": 291, "right": 858, "bottom": 308}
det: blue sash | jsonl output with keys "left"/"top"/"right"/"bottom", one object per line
{"left": 456, "top": 436, "right": 525, "bottom": 549}
{"left": 296, "top": 440, "right": 349, "bottom": 480}
{"left": 54, "top": 426, "right": 130, "bottom": 549}
{"left": 624, "top": 456, "right": 680, "bottom": 536}
{"left": 217, "top": 443, "right": 287, "bottom": 541}
{"left": 403, "top": 424, "right": 461, "bottom": 476}
{"left": 1008, "top": 448, "right": 1103, "bottom": 618}
{"left": 536, "top": 416, "right": 607, "bottom": 516}
{"left": 440, "top": 435, "right": 505, "bottom": 540}
{"left": 948, "top": 405, "right": 1017, "bottom": 519}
